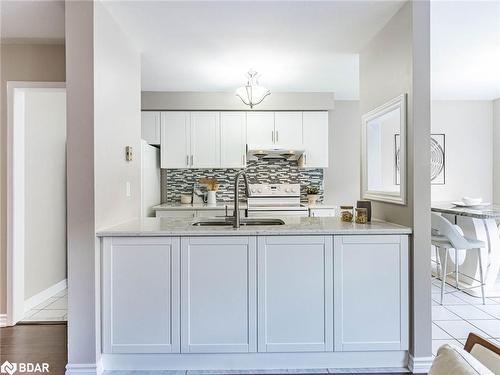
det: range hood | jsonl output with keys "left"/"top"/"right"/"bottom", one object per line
{"left": 246, "top": 145, "right": 305, "bottom": 161}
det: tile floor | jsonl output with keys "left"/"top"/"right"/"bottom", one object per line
{"left": 431, "top": 279, "right": 500, "bottom": 356}
{"left": 21, "top": 287, "right": 67, "bottom": 322}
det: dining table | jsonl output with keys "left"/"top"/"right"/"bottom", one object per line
{"left": 431, "top": 202, "right": 500, "bottom": 297}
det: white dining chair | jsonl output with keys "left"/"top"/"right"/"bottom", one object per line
{"left": 431, "top": 213, "right": 486, "bottom": 305}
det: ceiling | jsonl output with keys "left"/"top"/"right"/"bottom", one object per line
{"left": 0, "top": 0, "right": 65, "bottom": 44}
{"left": 103, "top": 0, "right": 405, "bottom": 100}
{"left": 431, "top": 0, "right": 500, "bottom": 100}
{"left": 2, "top": 1, "right": 498, "bottom": 100}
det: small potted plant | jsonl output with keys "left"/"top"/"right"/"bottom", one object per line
{"left": 306, "top": 185, "right": 320, "bottom": 206}
{"left": 199, "top": 178, "right": 220, "bottom": 206}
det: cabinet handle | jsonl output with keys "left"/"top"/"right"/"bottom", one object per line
{"left": 242, "top": 154, "right": 245, "bottom": 165}
{"left": 304, "top": 154, "right": 307, "bottom": 165}
{"left": 272, "top": 131, "right": 274, "bottom": 143}
{"left": 186, "top": 155, "right": 189, "bottom": 167}
{"left": 276, "top": 131, "right": 279, "bottom": 143}
{"left": 190, "top": 155, "right": 193, "bottom": 166}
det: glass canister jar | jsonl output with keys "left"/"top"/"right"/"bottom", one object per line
{"left": 355, "top": 208, "right": 368, "bottom": 224}
{"left": 340, "top": 206, "right": 354, "bottom": 222}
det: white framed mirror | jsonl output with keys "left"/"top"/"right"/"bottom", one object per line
{"left": 361, "top": 94, "right": 407, "bottom": 205}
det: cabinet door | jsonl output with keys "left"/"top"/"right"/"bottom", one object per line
{"left": 220, "top": 112, "right": 246, "bottom": 168}
{"left": 274, "top": 112, "right": 303, "bottom": 148}
{"left": 190, "top": 112, "right": 220, "bottom": 168}
{"left": 161, "top": 112, "right": 190, "bottom": 168}
{"left": 303, "top": 112, "right": 329, "bottom": 168}
{"left": 103, "top": 237, "right": 180, "bottom": 353}
{"left": 181, "top": 236, "right": 257, "bottom": 353}
{"left": 246, "top": 112, "right": 275, "bottom": 146}
{"left": 257, "top": 236, "right": 333, "bottom": 352}
{"left": 141, "top": 111, "right": 161, "bottom": 145}
{"left": 334, "top": 235, "right": 409, "bottom": 351}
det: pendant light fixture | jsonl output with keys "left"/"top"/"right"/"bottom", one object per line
{"left": 235, "top": 70, "right": 271, "bottom": 109}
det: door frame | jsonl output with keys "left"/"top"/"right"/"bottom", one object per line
{"left": 6, "top": 81, "right": 66, "bottom": 326}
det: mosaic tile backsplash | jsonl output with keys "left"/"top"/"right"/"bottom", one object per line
{"left": 161, "top": 159, "right": 324, "bottom": 203}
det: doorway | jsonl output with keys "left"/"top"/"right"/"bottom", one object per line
{"left": 6, "top": 82, "right": 67, "bottom": 325}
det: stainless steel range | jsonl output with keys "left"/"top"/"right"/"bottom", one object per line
{"left": 247, "top": 183, "right": 309, "bottom": 217}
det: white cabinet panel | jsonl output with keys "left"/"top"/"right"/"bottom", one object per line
{"left": 274, "top": 112, "right": 303, "bottom": 148}
{"left": 190, "top": 112, "right": 221, "bottom": 168}
{"left": 141, "top": 111, "right": 161, "bottom": 145}
{"left": 220, "top": 112, "right": 246, "bottom": 168}
{"left": 257, "top": 236, "right": 333, "bottom": 352}
{"left": 334, "top": 235, "right": 409, "bottom": 351}
{"left": 246, "top": 112, "right": 274, "bottom": 146}
{"left": 302, "top": 112, "right": 329, "bottom": 168}
{"left": 161, "top": 112, "right": 190, "bottom": 168}
{"left": 181, "top": 236, "right": 257, "bottom": 353}
{"left": 155, "top": 210, "right": 195, "bottom": 218}
{"left": 103, "top": 237, "right": 180, "bottom": 353}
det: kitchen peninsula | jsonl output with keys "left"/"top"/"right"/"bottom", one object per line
{"left": 97, "top": 216, "right": 411, "bottom": 372}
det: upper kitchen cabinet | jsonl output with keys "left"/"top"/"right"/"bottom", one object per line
{"left": 161, "top": 112, "right": 190, "bottom": 168}
{"left": 246, "top": 112, "right": 275, "bottom": 146}
{"left": 141, "top": 111, "right": 161, "bottom": 145}
{"left": 220, "top": 112, "right": 246, "bottom": 168}
{"left": 190, "top": 112, "right": 221, "bottom": 168}
{"left": 274, "top": 112, "right": 303, "bottom": 149}
{"left": 302, "top": 112, "right": 329, "bottom": 168}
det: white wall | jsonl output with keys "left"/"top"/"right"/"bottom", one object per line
{"left": 323, "top": 100, "right": 360, "bottom": 205}
{"left": 66, "top": 0, "right": 142, "bottom": 369}
{"left": 94, "top": 1, "right": 142, "bottom": 230}
{"left": 360, "top": 1, "right": 432, "bottom": 362}
{"left": 24, "top": 90, "right": 67, "bottom": 299}
{"left": 493, "top": 98, "right": 500, "bottom": 203}
{"left": 431, "top": 101, "right": 493, "bottom": 202}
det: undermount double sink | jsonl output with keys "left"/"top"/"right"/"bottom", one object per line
{"left": 192, "top": 217, "right": 285, "bottom": 226}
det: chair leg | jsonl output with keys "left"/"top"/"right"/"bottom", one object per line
{"left": 435, "top": 246, "right": 441, "bottom": 279}
{"left": 478, "top": 248, "right": 486, "bottom": 305}
{"left": 455, "top": 249, "right": 460, "bottom": 291}
{"left": 441, "top": 248, "right": 448, "bottom": 305}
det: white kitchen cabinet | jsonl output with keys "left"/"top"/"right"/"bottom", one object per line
{"left": 274, "top": 112, "right": 303, "bottom": 148}
{"left": 155, "top": 210, "right": 195, "bottom": 219}
{"left": 102, "top": 237, "right": 180, "bottom": 353}
{"left": 181, "top": 236, "right": 257, "bottom": 353}
{"left": 257, "top": 236, "right": 333, "bottom": 352}
{"left": 302, "top": 112, "right": 329, "bottom": 168}
{"left": 334, "top": 235, "right": 408, "bottom": 352}
{"left": 246, "top": 112, "right": 275, "bottom": 146}
{"left": 309, "top": 207, "right": 336, "bottom": 217}
{"left": 141, "top": 111, "right": 161, "bottom": 145}
{"left": 161, "top": 112, "right": 190, "bottom": 168}
{"left": 220, "top": 112, "right": 246, "bottom": 168}
{"left": 190, "top": 112, "right": 221, "bottom": 168}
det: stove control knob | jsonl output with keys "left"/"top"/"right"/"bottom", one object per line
{"left": 251, "top": 188, "right": 256, "bottom": 194}
{"left": 285, "top": 188, "right": 290, "bottom": 192}
{"left": 291, "top": 188, "right": 297, "bottom": 193}
{"left": 257, "top": 188, "right": 262, "bottom": 193}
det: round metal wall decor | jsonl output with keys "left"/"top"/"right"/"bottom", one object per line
{"left": 430, "top": 137, "right": 445, "bottom": 181}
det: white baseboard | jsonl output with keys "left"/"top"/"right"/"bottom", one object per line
{"left": 24, "top": 279, "right": 67, "bottom": 313}
{"left": 0, "top": 313, "right": 7, "bottom": 327}
{"left": 408, "top": 354, "right": 433, "bottom": 373}
{"left": 65, "top": 361, "right": 103, "bottom": 375}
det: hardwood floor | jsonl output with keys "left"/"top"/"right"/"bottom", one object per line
{"left": 1, "top": 324, "right": 414, "bottom": 375}
{"left": 0, "top": 324, "right": 67, "bottom": 375}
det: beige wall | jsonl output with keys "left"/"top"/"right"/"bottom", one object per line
{"left": 431, "top": 101, "right": 493, "bottom": 202}
{"left": 0, "top": 43, "right": 65, "bottom": 313}
{"left": 360, "top": 0, "right": 432, "bottom": 363}
{"left": 24, "top": 90, "right": 67, "bottom": 299}
{"left": 494, "top": 98, "right": 500, "bottom": 203}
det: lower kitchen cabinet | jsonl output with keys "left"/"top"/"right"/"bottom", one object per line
{"left": 181, "top": 236, "right": 257, "bottom": 353}
{"left": 333, "top": 235, "right": 409, "bottom": 351}
{"left": 257, "top": 236, "right": 333, "bottom": 352}
{"left": 102, "top": 237, "right": 180, "bottom": 353}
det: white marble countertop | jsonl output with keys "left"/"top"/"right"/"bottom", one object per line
{"left": 96, "top": 216, "right": 412, "bottom": 237}
{"left": 432, "top": 202, "right": 500, "bottom": 219}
